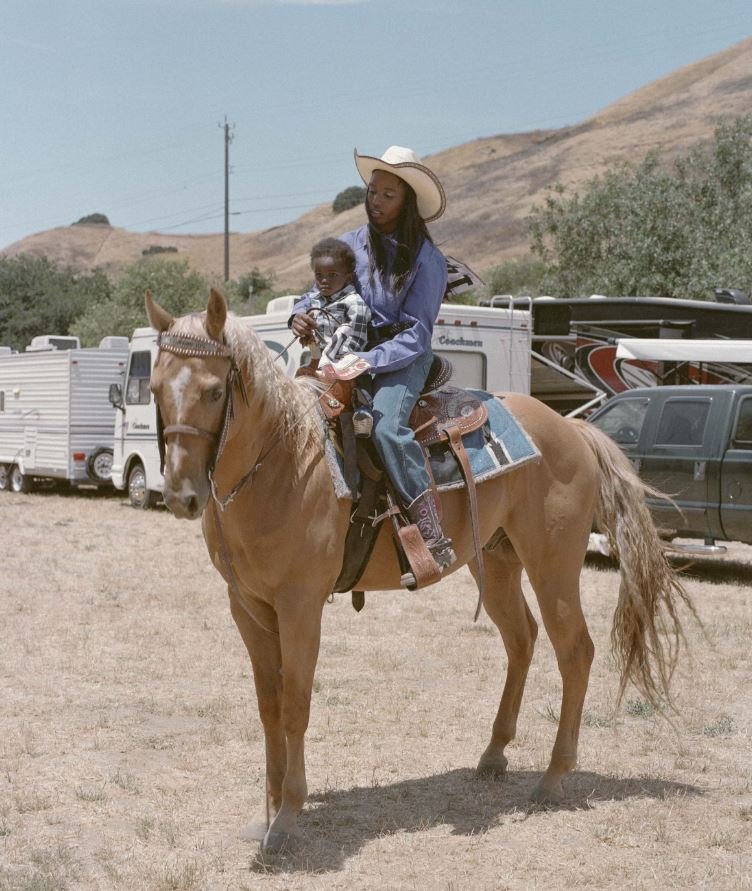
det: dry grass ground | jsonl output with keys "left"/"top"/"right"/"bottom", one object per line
{"left": 1, "top": 489, "right": 750, "bottom": 890}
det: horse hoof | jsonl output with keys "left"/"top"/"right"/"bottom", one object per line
{"left": 261, "top": 829, "right": 298, "bottom": 856}
{"left": 476, "top": 753, "right": 508, "bottom": 780}
{"left": 529, "top": 778, "right": 564, "bottom": 806}
{"left": 476, "top": 762, "right": 508, "bottom": 780}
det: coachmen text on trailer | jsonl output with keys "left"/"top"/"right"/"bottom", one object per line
{"left": 0, "top": 335, "right": 129, "bottom": 493}
{"left": 110, "top": 296, "right": 532, "bottom": 508}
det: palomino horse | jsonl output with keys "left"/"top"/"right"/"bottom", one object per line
{"left": 146, "top": 288, "right": 694, "bottom": 854}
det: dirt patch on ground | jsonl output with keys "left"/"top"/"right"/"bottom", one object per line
{"left": 1, "top": 490, "right": 750, "bottom": 889}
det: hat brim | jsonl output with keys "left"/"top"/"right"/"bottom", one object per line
{"left": 354, "top": 149, "right": 446, "bottom": 223}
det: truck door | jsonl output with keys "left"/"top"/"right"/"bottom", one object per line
{"left": 639, "top": 395, "right": 720, "bottom": 538}
{"left": 719, "top": 395, "right": 752, "bottom": 544}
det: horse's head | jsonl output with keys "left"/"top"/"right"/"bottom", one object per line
{"left": 146, "top": 288, "right": 236, "bottom": 520}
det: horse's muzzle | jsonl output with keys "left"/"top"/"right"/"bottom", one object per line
{"left": 162, "top": 476, "right": 209, "bottom": 520}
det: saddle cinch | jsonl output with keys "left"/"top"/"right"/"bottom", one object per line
{"left": 299, "top": 356, "right": 488, "bottom": 611}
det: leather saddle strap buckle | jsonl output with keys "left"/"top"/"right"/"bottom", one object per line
{"left": 445, "top": 424, "right": 485, "bottom": 621}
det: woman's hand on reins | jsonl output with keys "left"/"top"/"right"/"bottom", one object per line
{"left": 291, "top": 312, "right": 318, "bottom": 344}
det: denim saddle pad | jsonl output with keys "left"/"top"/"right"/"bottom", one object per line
{"left": 325, "top": 390, "right": 540, "bottom": 499}
{"left": 428, "top": 390, "right": 540, "bottom": 491}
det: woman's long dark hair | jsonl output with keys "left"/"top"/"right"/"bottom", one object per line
{"left": 366, "top": 182, "right": 433, "bottom": 296}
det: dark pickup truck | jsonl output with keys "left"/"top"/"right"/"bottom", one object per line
{"left": 587, "top": 385, "right": 752, "bottom": 546}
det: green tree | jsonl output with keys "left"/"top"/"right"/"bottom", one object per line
{"left": 528, "top": 115, "right": 752, "bottom": 299}
{"left": 332, "top": 185, "right": 366, "bottom": 214}
{"left": 483, "top": 256, "right": 547, "bottom": 298}
{"left": 70, "top": 258, "right": 208, "bottom": 345}
{"left": 73, "top": 213, "right": 110, "bottom": 225}
{"left": 0, "top": 254, "right": 110, "bottom": 351}
{"left": 225, "top": 266, "right": 280, "bottom": 314}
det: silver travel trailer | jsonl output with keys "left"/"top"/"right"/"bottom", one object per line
{"left": 0, "top": 335, "right": 129, "bottom": 493}
{"left": 110, "top": 296, "right": 533, "bottom": 508}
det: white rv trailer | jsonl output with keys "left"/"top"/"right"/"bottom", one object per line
{"left": 0, "top": 335, "right": 129, "bottom": 493}
{"left": 110, "top": 296, "right": 532, "bottom": 508}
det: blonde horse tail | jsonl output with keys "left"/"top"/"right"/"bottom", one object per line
{"left": 571, "top": 419, "right": 699, "bottom": 711}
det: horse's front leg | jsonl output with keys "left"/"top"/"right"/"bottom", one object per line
{"left": 474, "top": 551, "right": 538, "bottom": 779}
{"left": 262, "top": 596, "right": 323, "bottom": 854}
{"left": 228, "top": 592, "right": 286, "bottom": 841}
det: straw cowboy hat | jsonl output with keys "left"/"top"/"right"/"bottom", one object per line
{"left": 354, "top": 145, "right": 446, "bottom": 222}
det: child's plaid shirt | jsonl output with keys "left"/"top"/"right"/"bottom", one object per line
{"left": 308, "top": 284, "right": 371, "bottom": 358}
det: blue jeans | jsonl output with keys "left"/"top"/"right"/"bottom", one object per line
{"left": 370, "top": 349, "right": 434, "bottom": 506}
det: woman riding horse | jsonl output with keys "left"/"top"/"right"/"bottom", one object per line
{"left": 291, "top": 145, "right": 455, "bottom": 576}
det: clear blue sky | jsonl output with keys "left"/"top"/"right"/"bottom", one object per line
{"left": 3, "top": 0, "right": 752, "bottom": 251}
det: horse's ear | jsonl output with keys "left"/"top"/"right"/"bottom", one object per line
{"left": 145, "top": 290, "right": 174, "bottom": 333}
{"left": 206, "top": 288, "right": 228, "bottom": 342}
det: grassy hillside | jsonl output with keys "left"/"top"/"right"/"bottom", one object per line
{"left": 4, "top": 37, "right": 752, "bottom": 290}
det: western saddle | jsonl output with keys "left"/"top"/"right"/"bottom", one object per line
{"left": 298, "top": 355, "right": 488, "bottom": 612}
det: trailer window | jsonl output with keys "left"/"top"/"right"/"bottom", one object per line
{"left": 655, "top": 398, "right": 710, "bottom": 446}
{"left": 0, "top": 390, "right": 4, "bottom": 412}
{"left": 732, "top": 397, "right": 752, "bottom": 448}
{"left": 435, "top": 350, "right": 486, "bottom": 389}
{"left": 126, "top": 350, "right": 152, "bottom": 405}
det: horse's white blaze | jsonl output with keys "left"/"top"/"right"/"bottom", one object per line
{"left": 170, "top": 365, "right": 194, "bottom": 418}
{"left": 167, "top": 442, "right": 191, "bottom": 479}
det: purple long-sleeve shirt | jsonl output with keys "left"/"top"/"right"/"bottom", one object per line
{"left": 292, "top": 224, "right": 448, "bottom": 374}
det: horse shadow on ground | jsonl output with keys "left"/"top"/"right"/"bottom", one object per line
{"left": 250, "top": 767, "right": 701, "bottom": 875}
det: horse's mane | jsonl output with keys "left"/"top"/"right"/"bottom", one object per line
{"left": 169, "top": 310, "right": 322, "bottom": 457}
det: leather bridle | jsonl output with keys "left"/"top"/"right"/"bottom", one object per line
{"left": 154, "top": 330, "right": 248, "bottom": 504}
{"left": 154, "top": 326, "right": 327, "bottom": 512}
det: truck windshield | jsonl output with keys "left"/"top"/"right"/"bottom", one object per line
{"left": 126, "top": 350, "right": 152, "bottom": 405}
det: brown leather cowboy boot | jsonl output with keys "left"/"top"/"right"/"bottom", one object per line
{"left": 406, "top": 490, "right": 457, "bottom": 572}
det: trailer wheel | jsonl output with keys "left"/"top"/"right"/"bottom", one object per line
{"left": 10, "top": 465, "right": 33, "bottom": 494}
{"left": 0, "top": 464, "right": 9, "bottom": 491}
{"left": 128, "top": 462, "right": 158, "bottom": 510}
{"left": 88, "top": 448, "right": 114, "bottom": 483}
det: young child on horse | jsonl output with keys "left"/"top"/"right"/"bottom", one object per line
{"left": 301, "top": 237, "right": 371, "bottom": 376}
{"left": 290, "top": 145, "right": 454, "bottom": 576}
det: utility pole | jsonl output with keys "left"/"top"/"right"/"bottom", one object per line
{"left": 220, "top": 116, "right": 235, "bottom": 282}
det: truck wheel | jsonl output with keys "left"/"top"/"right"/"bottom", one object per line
{"left": 88, "top": 448, "right": 114, "bottom": 483}
{"left": 128, "top": 463, "right": 158, "bottom": 510}
{"left": 0, "top": 464, "right": 9, "bottom": 491}
{"left": 10, "top": 465, "right": 33, "bottom": 494}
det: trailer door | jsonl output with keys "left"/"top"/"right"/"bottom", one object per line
{"left": 23, "top": 427, "right": 37, "bottom": 472}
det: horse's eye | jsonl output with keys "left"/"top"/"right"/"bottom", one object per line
{"left": 209, "top": 387, "right": 224, "bottom": 403}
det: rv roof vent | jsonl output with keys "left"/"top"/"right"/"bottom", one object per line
{"left": 0, "top": 346, "right": 14, "bottom": 356}
{"left": 26, "top": 335, "right": 81, "bottom": 352}
{"left": 265, "top": 295, "right": 299, "bottom": 315}
{"left": 98, "top": 336, "right": 130, "bottom": 350}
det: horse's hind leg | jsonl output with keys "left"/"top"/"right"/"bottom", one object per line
{"left": 474, "top": 545, "right": 538, "bottom": 779}
{"left": 523, "top": 542, "right": 594, "bottom": 804}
